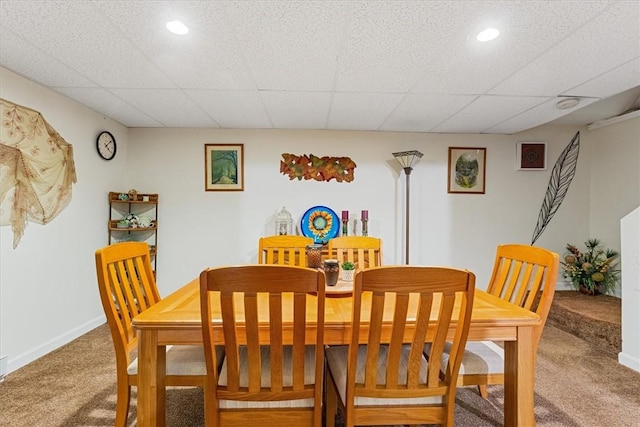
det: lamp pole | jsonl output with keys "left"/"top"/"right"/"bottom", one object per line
{"left": 403, "top": 166, "right": 412, "bottom": 264}
{"left": 392, "top": 150, "right": 423, "bottom": 265}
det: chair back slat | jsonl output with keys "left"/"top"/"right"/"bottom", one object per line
{"left": 349, "top": 266, "right": 475, "bottom": 400}
{"left": 524, "top": 266, "right": 546, "bottom": 309}
{"left": 200, "top": 264, "right": 325, "bottom": 416}
{"left": 364, "top": 291, "right": 385, "bottom": 389}
{"left": 327, "top": 236, "right": 382, "bottom": 269}
{"left": 258, "top": 235, "right": 314, "bottom": 266}
{"left": 269, "top": 294, "right": 284, "bottom": 391}
{"left": 512, "top": 263, "right": 533, "bottom": 306}
{"left": 219, "top": 292, "right": 239, "bottom": 393}
{"left": 429, "top": 293, "right": 457, "bottom": 386}
{"left": 502, "top": 259, "right": 523, "bottom": 301}
{"left": 241, "top": 292, "right": 261, "bottom": 393}
{"left": 385, "top": 293, "right": 409, "bottom": 387}
{"left": 406, "top": 293, "right": 433, "bottom": 388}
{"left": 292, "top": 292, "right": 308, "bottom": 390}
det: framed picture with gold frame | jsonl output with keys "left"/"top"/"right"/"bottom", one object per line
{"left": 516, "top": 142, "right": 547, "bottom": 170}
{"left": 447, "top": 147, "right": 486, "bottom": 194}
{"left": 204, "top": 144, "right": 244, "bottom": 191}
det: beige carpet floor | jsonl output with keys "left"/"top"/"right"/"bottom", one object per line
{"left": 1, "top": 321, "right": 639, "bottom": 426}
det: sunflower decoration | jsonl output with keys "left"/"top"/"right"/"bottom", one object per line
{"left": 307, "top": 209, "right": 334, "bottom": 242}
{"left": 300, "top": 206, "right": 340, "bottom": 244}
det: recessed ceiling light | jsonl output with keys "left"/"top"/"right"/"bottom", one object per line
{"left": 476, "top": 28, "right": 500, "bottom": 42}
{"left": 556, "top": 98, "right": 580, "bottom": 110}
{"left": 166, "top": 20, "right": 188, "bottom": 35}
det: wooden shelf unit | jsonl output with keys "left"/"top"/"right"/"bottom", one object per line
{"left": 108, "top": 191, "right": 159, "bottom": 272}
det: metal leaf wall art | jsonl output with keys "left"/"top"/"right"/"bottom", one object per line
{"left": 531, "top": 131, "right": 580, "bottom": 245}
{"left": 280, "top": 153, "right": 356, "bottom": 182}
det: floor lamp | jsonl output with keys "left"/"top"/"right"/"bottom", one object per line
{"left": 393, "top": 150, "right": 423, "bottom": 264}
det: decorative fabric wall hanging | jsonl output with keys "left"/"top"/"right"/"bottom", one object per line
{"left": 0, "top": 98, "right": 77, "bottom": 248}
{"left": 280, "top": 153, "right": 356, "bottom": 182}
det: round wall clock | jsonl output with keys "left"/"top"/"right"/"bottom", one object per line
{"left": 96, "top": 131, "right": 117, "bottom": 160}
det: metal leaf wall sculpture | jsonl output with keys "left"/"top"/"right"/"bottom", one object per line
{"left": 280, "top": 153, "right": 356, "bottom": 182}
{"left": 531, "top": 131, "right": 580, "bottom": 245}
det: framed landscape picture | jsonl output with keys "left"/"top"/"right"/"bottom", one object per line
{"left": 447, "top": 147, "right": 486, "bottom": 194}
{"left": 517, "top": 142, "right": 547, "bottom": 170}
{"left": 204, "top": 144, "right": 244, "bottom": 191}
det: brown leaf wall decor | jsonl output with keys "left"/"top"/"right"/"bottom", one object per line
{"left": 280, "top": 153, "right": 356, "bottom": 182}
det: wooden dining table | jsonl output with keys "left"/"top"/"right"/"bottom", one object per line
{"left": 132, "top": 277, "right": 541, "bottom": 427}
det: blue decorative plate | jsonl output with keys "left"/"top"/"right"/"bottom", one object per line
{"left": 300, "top": 205, "right": 340, "bottom": 244}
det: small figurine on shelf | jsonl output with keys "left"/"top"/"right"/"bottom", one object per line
{"left": 128, "top": 189, "right": 138, "bottom": 201}
{"left": 123, "top": 213, "right": 139, "bottom": 228}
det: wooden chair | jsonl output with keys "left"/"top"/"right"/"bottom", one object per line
{"left": 95, "top": 242, "right": 212, "bottom": 427}
{"left": 325, "top": 266, "right": 475, "bottom": 427}
{"left": 200, "top": 264, "right": 326, "bottom": 427}
{"left": 326, "top": 236, "right": 382, "bottom": 269}
{"left": 258, "top": 235, "right": 314, "bottom": 266}
{"left": 428, "top": 244, "right": 559, "bottom": 398}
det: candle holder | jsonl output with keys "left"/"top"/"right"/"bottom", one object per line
{"left": 306, "top": 244, "right": 323, "bottom": 268}
{"left": 341, "top": 211, "right": 349, "bottom": 236}
{"left": 361, "top": 210, "right": 369, "bottom": 236}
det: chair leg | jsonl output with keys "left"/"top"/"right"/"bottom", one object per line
{"left": 203, "top": 380, "right": 218, "bottom": 427}
{"left": 478, "top": 384, "right": 488, "bottom": 399}
{"left": 325, "top": 374, "right": 337, "bottom": 427}
{"left": 115, "top": 381, "right": 131, "bottom": 427}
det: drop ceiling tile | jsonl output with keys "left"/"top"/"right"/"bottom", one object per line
{"left": 223, "top": 1, "right": 351, "bottom": 91}
{"left": 433, "top": 95, "right": 550, "bottom": 133}
{"left": 92, "top": 1, "right": 255, "bottom": 90}
{"left": 261, "top": 91, "right": 332, "bottom": 129}
{"left": 552, "top": 86, "right": 640, "bottom": 126}
{"left": 110, "top": 89, "right": 217, "bottom": 127}
{"left": 0, "top": 29, "right": 97, "bottom": 88}
{"left": 412, "top": 1, "right": 612, "bottom": 95}
{"left": 186, "top": 90, "right": 272, "bottom": 129}
{"left": 489, "top": 1, "right": 640, "bottom": 97}
{"left": 336, "top": 1, "right": 468, "bottom": 93}
{"left": 328, "top": 92, "right": 405, "bottom": 130}
{"left": 1, "top": 1, "right": 175, "bottom": 88}
{"left": 568, "top": 58, "right": 640, "bottom": 99}
{"left": 486, "top": 97, "right": 599, "bottom": 134}
{"left": 55, "top": 87, "right": 162, "bottom": 127}
{"left": 381, "top": 93, "right": 476, "bottom": 132}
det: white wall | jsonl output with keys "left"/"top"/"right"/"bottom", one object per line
{"left": 2, "top": 66, "right": 637, "bottom": 375}
{"left": 587, "top": 115, "right": 640, "bottom": 372}
{"left": 587, "top": 116, "right": 640, "bottom": 278}
{"left": 127, "top": 126, "right": 591, "bottom": 296}
{"left": 0, "top": 68, "right": 129, "bottom": 372}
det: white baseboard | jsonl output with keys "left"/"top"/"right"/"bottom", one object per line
{"left": 618, "top": 352, "right": 640, "bottom": 373}
{"left": 6, "top": 315, "right": 106, "bottom": 375}
{"left": 0, "top": 355, "right": 7, "bottom": 382}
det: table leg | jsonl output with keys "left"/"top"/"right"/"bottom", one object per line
{"left": 138, "top": 331, "right": 167, "bottom": 427}
{"left": 503, "top": 325, "right": 536, "bottom": 427}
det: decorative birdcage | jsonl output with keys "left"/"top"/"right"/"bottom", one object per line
{"left": 275, "top": 206, "right": 293, "bottom": 235}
